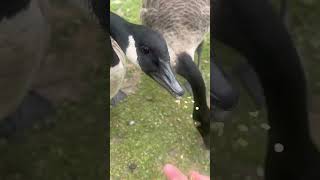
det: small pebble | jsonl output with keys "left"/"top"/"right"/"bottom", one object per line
{"left": 128, "top": 163, "right": 137, "bottom": 173}
{"left": 274, "top": 143, "right": 284, "bottom": 152}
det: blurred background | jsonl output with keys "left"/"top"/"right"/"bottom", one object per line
{"left": 212, "top": 0, "right": 320, "bottom": 179}
{"left": 0, "top": 1, "right": 106, "bottom": 179}
{"left": 110, "top": 0, "right": 210, "bottom": 179}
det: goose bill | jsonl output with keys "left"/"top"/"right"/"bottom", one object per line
{"left": 149, "top": 62, "right": 184, "bottom": 98}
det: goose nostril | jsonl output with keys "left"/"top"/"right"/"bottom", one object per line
{"left": 165, "top": 73, "right": 172, "bottom": 83}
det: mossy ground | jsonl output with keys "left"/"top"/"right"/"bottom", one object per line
{"left": 110, "top": 0, "right": 210, "bottom": 179}
{"left": 212, "top": 0, "right": 320, "bottom": 179}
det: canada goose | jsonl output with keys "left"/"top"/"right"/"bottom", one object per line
{"left": 109, "top": 12, "right": 184, "bottom": 101}
{"left": 0, "top": 0, "right": 108, "bottom": 137}
{"left": 0, "top": 0, "right": 53, "bottom": 137}
{"left": 211, "top": 0, "right": 289, "bottom": 116}
{"left": 110, "top": 37, "right": 126, "bottom": 100}
{"left": 141, "top": 0, "right": 210, "bottom": 146}
{"left": 210, "top": 57, "right": 239, "bottom": 111}
{"left": 213, "top": 0, "right": 320, "bottom": 179}
{"left": 65, "top": 1, "right": 127, "bottom": 101}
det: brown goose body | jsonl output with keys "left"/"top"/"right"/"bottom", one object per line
{"left": 110, "top": 37, "right": 126, "bottom": 99}
{"left": 141, "top": 0, "right": 211, "bottom": 147}
{"left": 0, "top": 0, "right": 50, "bottom": 120}
{"left": 141, "top": 0, "right": 210, "bottom": 66}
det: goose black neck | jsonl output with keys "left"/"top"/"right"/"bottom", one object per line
{"left": 90, "top": 0, "right": 108, "bottom": 31}
{"left": 176, "top": 53, "right": 208, "bottom": 109}
{"left": 0, "top": 0, "right": 30, "bottom": 21}
{"left": 214, "top": 0, "right": 320, "bottom": 178}
{"left": 250, "top": 28, "right": 320, "bottom": 179}
{"left": 232, "top": 0, "right": 314, "bottom": 151}
{"left": 176, "top": 53, "right": 210, "bottom": 133}
{"left": 110, "top": 12, "right": 133, "bottom": 51}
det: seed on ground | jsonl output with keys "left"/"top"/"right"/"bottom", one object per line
{"left": 248, "top": 111, "right": 259, "bottom": 118}
{"left": 237, "top": 124, "right": 249, "bottom": 132}
{"left": 128, "top": 120, "right": 135, "bottom": 126}
{"left": 260, "top": 123, "right": 271, "bottom": 130}
{"left": 237, "top": 138, "right": 248, "bottom": 147}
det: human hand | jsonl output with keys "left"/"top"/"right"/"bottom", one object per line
{"left": 163, "top": 164, "right": 210, "bottom": 180}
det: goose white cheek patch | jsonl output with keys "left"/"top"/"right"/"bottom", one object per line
{"left": 125, "top": 35, "right": 140, "bottom": 68}
{"left": 187, "top": 49, "right": 196, "bottom": 61}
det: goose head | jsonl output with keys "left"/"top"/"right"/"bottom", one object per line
{"left": 110, "top": 12, "right": 184, "bottom": 97}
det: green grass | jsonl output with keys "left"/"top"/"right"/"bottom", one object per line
{"left": 110, "top": 0, "right": 210, "bottom": 179}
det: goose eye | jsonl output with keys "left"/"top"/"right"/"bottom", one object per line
{"left": 141, "top": 46, "right": 150, "bottom": 55}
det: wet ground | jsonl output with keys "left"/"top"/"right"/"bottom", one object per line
{"left": 212, "top": 0, "right": 320, "bottom": 179}
{"left": 110, "top": 0, "right": 210, "bottom": 179}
